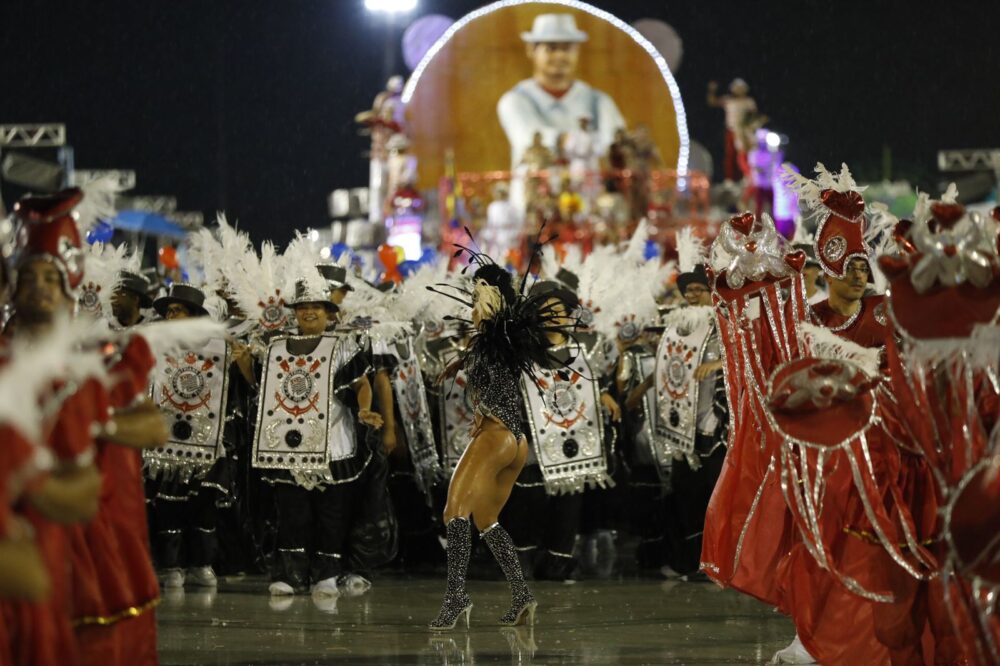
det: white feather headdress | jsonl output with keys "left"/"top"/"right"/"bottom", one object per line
{"left": 782, "top": 162, "right": 866, "bottom": 213}
{"left": 186, "top": 213, "right": 254, "bottom": 294}
{"left": 78, "top": 242, "right": 139, "bottom": 322}
{"left": 675, "top": 226, "right": 708, "bottom": 274}
{"left": 226, "top": 240, "right": 293, "bottom": 335}
{"left": 584, "top": 221, "right": 665, "bottom": 340}
{"left": 340, "top": 273, "right": 412, "bottom": 341}
{"left": 391, "top": 258, "right": 461, "bottom": 325}
{"left": 74, "top": 176, "right": 123, "bottom": 233}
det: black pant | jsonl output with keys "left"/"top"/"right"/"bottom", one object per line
{"left": 152, "top": 481, "right": 220, "bottom": 569}
{"left": 387, "top": 470, "right": 442, "bottom": 569}
{"left": 627, "top": 465, "right": 669, "bottom": 570}
{"left": 666, "top": 435, "right": 726, "bottom": 575}
{"left": 273, "top": 480, "right": 363, "bottom": 588}
{"left": 500, "top": 466, "right": 583, "bottom": 580}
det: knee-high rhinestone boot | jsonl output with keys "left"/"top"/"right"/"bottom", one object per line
{"left": 429, "top": 517, "right": 473, "bottom": 630}
{"left": 482, "top": 522, "right": 537, "bottom": 626}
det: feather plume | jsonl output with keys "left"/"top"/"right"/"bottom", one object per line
{"left": 675, "top": 226, "right": 708, "bottom": 274}
{"left": 79, "top": 242, "right": 132, "bottom": 322}
{"left": 940, "top": 182, "right": 959, "bottom": 204}
{"left": 340, "top": 272, "right": 412, "bottom": 340}
{"left": 133, "top": 318, "right": 228, "bottom": 358}
{"left": 0, "top": 314, "right": 109, "bottom": 438}
{"left": 282, "top": 230, "right": 325, "bottom": 274}
{"left": 661, "top": 304, "right": 715, "bottom": 333}
{"left": 622, "top": 218, "right": 652, "bottom": 265}
{"left": 800, "top": 322, "right": 881, "bottom": 378}
{"left": 392, "top": 258, "right": 460, "bottom": 324}
{"left": 186, "top": 213, "right": 254, "bottom": 294}
{"left": 75, "top": 176, "right": 123, "bottom": 233}
{"left": 782, "top": 162, "right": 866, "bottom": 212}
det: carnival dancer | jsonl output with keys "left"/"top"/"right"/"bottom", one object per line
{"left": 252, "top": 274, "right": 383, "bottom": 597}
{"left": 334, "top": 267, "right": 443, "bottom": 573}
{"left": 649, "top": 228, "right": 727, "bottom": 578}
{"left": 768, "top": 163, "right": 938, "bottom": 664}
{"left": 0, "top": 222, "right": 72, "bottom": 663}
{"left": 877, "top": 195, "right": 1000, "bottom": 665}
{"left": 2, "top": 186, "right": 148, "bottom": 666}
{"left": 70, "top": 243, "right": 178, "bottom": 666}
{"left": 499, "top": 272, "right": 620, "bottom": 582}
{"left": 699, "top": 212, "right": 809, "bottom": 613}
{"left": 144, "top": 283, "right": 238, "bottom": 590}
{"left": 615, "top": 313, "right": 668, "bottom": 573}
{"left": 111, "top": 270, "right": 153, "bottom": 329}
{"left": 792, "top": 165, "right": 889, "bottom": 348}
{"left": 426, "top": 232, "right": 584, "bottom": 630}
{"left": 184, "top": 216, "right": 264, "bottom": 576}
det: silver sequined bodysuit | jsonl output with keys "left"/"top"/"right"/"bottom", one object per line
{"left": 466, "top": 355, "right": 524, "bottom": 442}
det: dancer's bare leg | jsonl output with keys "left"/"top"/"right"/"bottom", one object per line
{"left": 444, "top": 417, "right": 527, "bottom": 530}
{"left": 431, "top": 417, "right": 529, "bottom": 630}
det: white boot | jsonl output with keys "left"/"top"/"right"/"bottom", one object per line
{"left": 268, "top": 581, "right": 295, "bottom": 596}
{"left": 771, "top": 634, "right": 818, "bottom": 664}
{"left": 311, "top": 576, "right": 341, "bottom": 597}
{"left": 188, "top": 566, "right": 218, "bottom": 587}
{"left": 161, "top": 568, "right": 185, "bottom": 589}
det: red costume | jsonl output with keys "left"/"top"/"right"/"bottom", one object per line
{"left": 0, "top": 424, "right": 51, "bottom": 666}
{"left": 877, "top": 198, "right": 1000, "bottom": 665}
{"left": 71, "top": 334, "right": 159, "bottom": 666}
{"left": 700, "top": 212, "right": 808, "bottom": 608}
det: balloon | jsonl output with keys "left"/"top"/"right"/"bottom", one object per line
{"left": 419, "top": 247, "right": 437, "bottom": 265}
{"left": 330, "top": 243, "right": 350, "bottom": 261}
{"left": 644, "top": 239, "right": 660, "bottom": 261}
{"left": 402, "top": 14, "right": 454, "bottom": 70}
{"left": 377, "top": 244, "right": 403, "bottom": 284}
{"left": 632, "top": 19, "right": 683, "bottom": 73}
{"left": 86, "top": 221, "right": 114, "bottom": 245}
{"left": 398, "top": 260, "right": 420, "bottom": 279}
{"left": 158, "top": 246, "right": 179, "bottom": 270}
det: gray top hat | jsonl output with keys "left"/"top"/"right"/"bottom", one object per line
{"left": 153, "top": 283, "right": 208, "bottom": 318}
{"left": 316, "top": 263, "right": 354, "bottom": 291}
{"left": 289, "top": 279, "right": 338, "bottom": 312}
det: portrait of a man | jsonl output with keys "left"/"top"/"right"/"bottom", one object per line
{"left": 497, "top": 14, "right": 627, "bottom": 168}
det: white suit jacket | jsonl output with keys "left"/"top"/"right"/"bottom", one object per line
{"left": 497, "top": 79, "right": 626, "bottom": 168}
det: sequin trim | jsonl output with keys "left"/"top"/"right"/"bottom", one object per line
{"left": 72, "top": 596, "right": 160, "bottom": 627}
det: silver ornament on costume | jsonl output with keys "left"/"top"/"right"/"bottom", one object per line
{"left": 822, "top": 235, "right": 847, "bottom": 263}
{"left": 908, "top": 214, "right": 995, "bottom": 293}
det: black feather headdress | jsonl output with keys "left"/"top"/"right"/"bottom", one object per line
{"left": 427, "top": 226, "right": 579, "bottom": 386}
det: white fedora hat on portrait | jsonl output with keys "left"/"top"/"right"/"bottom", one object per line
{"left": 521, "top": 14, "right": 588, "bottom": 43}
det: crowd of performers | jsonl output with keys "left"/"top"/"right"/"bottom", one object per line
{"left": 0, "top": 161, "right": 996, "bottom": 665}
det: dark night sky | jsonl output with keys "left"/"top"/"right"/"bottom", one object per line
{"left": 2, "top": 0, "right": 998, "bottom": 246}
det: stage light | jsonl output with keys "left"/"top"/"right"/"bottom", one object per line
{"left": 766, "top": 132, "right": 781, "bottom": 150}
{"left": 365, "top": 0, "right": 418, "bottom": 12}
{"left": 402, "top": 0, "right": 690, "bottom": 181}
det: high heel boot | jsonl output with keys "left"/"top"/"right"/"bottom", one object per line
{"left": 481, "top": 522, "right": 537, "bottom": 626}
{"left": 429, "top": 517, "right": 473, "bottom": 630}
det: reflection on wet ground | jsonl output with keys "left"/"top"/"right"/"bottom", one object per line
{"left": 157, "top": 576, "right": 791, "bottom": 665}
